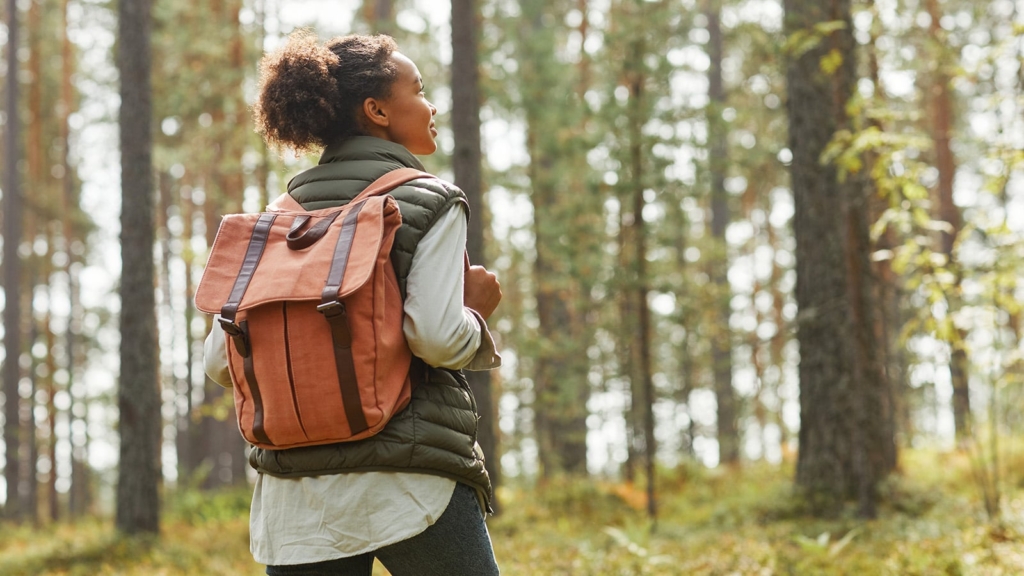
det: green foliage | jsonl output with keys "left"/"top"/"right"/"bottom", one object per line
{"left": 165, "top": 485, "right": 253, "bottom": 525}
{"left": 782, "top": 20, "right": 849, "bottom": 59}
{"left": 0, "top": 517, "right": 260, "bottom": 576}
{"left": 3, "top": 451, "right": 1024, "bottom": 574}
{"left": 486, "top": 451, "right": 1024, "bottom": 575}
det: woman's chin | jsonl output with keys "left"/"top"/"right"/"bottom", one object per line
{"left": 413, "top": 142, "right": 438, "bottom": 156}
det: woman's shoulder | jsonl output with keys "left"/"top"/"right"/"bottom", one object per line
{"left": 393, "top": 174, "right": 467, "bottom": 211}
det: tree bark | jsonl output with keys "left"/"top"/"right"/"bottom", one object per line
{"left": 925, "top": 0, "right": 969, "bottom": 443}
{"left": 519, "top": 0, "right": 590, "bottom": 477}
{"left": 178, "top": 186, "right": 198, "bottom": 480}
{"left": 785, "top": 0, "right": 895, "bottom": 517}
{"left": 117, "top": 0, "right": 160, "bottom": 535}
{"left": 27, "top": 323, "right": 38, "bottom": 524}
{"left": 451, "top": 0, "right": 501, "bottom": 505}
{"left": 3, "top": 0, "right": 23, "bottom": 522}
{"left": 705, "top": 0, "right": 739, "bottom": 466}
{"left": 44, "top": 286, "right": 59, "bottom": 522}
{"left": 627, "top": 36, "right": 656, "bottom": 520}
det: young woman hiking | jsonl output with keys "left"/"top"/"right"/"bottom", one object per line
{"left": 203, "top": 31, "right": 502, "bottom": 576}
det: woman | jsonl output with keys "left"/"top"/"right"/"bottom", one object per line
{"left": 204, "top": 31, "right": 502, "bottom": 576}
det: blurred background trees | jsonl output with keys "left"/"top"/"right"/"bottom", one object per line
{"left": 1, "top": 0, "right": 1023, "bottom": 530}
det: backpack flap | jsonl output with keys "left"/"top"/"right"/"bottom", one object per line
{"left": 194, "top": 195, "right": 402, "bottom": 315}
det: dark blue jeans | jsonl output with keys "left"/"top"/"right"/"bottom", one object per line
{"left": 265, "top": 482, "right": 499, "bottom": 576}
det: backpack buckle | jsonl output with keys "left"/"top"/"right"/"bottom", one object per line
{"left": 317, "top": 301, "right": 346, "bottom": 317}
{"left": 218, "top": 318, "right": 250, "bottom": 357}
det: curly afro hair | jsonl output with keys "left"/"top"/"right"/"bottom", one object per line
{"left": 253, "top": 31, "right": 399, "bottom": 153}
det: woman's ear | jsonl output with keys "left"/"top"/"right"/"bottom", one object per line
{"left": 362, "top": 97, "right": 390, "bottom": 128}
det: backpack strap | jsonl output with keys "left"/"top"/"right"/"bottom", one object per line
{"left": 350, "top": 168, "right": 436, "bottom": 204}
{"left": 266, "top": 192, "right": 304, "bottom": 212}
{"left": 218, "top": 213, "right": 277, "bottom": 447}
{"left": 316, "top": 167, "right": 436, "bottom": 436}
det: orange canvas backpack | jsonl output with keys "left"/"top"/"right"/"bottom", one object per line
{"left": 194, "top": 168, "right": 435, "bottom": 450}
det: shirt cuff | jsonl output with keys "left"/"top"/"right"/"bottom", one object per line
{"left": 464, "top": 308, "right": 502, "bottom": 371}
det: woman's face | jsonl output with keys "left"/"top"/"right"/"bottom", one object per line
{"left": 375, "top": 52, "right": 438, "bottom": 155}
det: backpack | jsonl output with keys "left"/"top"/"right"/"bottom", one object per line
{"left": 194, "top": 168, "right": 435, "bottom": 450}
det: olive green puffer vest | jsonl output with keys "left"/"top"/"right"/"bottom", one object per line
{"left": 247, "top": 137, "right": 492, "bottom": 512}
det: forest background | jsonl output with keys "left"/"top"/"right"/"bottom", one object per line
{"left": 1, "top": 0, "right": 1024, "bottom": 574}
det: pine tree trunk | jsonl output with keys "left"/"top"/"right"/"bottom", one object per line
{"left": 925, "top": 0, "right": 969, "bottom": 443}
{"left": 191, "top": 0, "right": 250, "bottom": 489}
{"left": 363, "top": 0, "right": 394, "bottom": 35}
{"left": 3, "top": 0, "right": 24, "bottom": 522}
{"left": 618, "top": 217, "right": 639, "bottom": 481}
{"left": 178, "top": 186, "right": 198, "bottom": 480}
{"left": 116, "top": 0, "right": 160, "bottom": 535}
{"left": 45, "top": 306, "right": 59, "bottom": 522}
{"left": 785, "top": 0, "right": 895, "bottom": 517}
{"left": 706, "top": 0, "right": 739, "bottom": 465}
{"left": 27, "top": 323, "right": 39, "bottom": 524}
{"left": 451, "top": 0, "right": 501, "bottom": 504}
{"left": 22, "top": 0, "right": 42, "bottom": 524}
{"left": 670, "top": 201, "right": 697, "bottom": 459}
{"left": 519, "top": 0, "right": 589, "bottom": 476}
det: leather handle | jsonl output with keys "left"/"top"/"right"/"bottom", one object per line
{"left": 286, "top": 212, "right": 341, "bottom": 250}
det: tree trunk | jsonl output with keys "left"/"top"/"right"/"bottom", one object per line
{"left": 363, "top": 0, "right": 395, "bottom": 35}
{"left": 518, "top": 0, "right": 589, "bottom": 477}
{"left": 3, "top": 0, "right": 23, "bottom": 522}
{"left": 27, "top": 323, "right": 39, "bottom": 524}
{"left": 191, "top": 0, "right": 250, "bottom": 490}
{"left": 669, "top": 199, "right": 696, "bottom": 459}
{"left": 705, "top": 0, "right": 739, "bottom": 466}
{"left": 617, "top": 214, "right": 639, "bottom": 481}
{"left": 450, "top": 0, "right": 501, "bottom": 505}
{"left": 45, "top": 291, "right": 59, "bottom": 522}
{"left": 860, "top": 0, "right": 909, "bottom": 446}
{"left": 178, "top": 186, "right": 198, "bottom": 480}
{"left": 627, "top": 36, "right": 656, "bottom": 520}
{"left": 117, "top": 0, "right": 160, "bottom": 535}
{"left": 784, "top": 0, "right": 895, "bottom": 517}
{"left": 925, "top": 0, "right": 969, "bottom": 443}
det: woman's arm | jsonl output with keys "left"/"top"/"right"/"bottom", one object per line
{"left": 402, "top": 204, "right": 500, "bottom": 370}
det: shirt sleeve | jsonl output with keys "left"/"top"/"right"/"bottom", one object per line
{"left": 402, "top": 205, "right": 501, "bottom": 371}
{"left": 204, "top": 317, "right": 234, "bottom": 388}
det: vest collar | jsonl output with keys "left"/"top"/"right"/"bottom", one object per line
{"left": 319, "top": 136, "right": 426, "bottom": 171}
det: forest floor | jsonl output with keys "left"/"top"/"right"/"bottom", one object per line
{"left": 0, "top": 448, "right": 1022, "bottom": 575}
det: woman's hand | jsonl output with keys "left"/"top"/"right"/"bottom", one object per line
{"left": 464, "top": 265, "right": 502, "bottom": 320}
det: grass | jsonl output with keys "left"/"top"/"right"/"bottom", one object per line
{"left": 1, "top": 449, "right": 1022, "bottom": 575}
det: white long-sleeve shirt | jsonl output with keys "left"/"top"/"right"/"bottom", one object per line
{"left": 204, "top": 204, "right": 499, "bottom": 566}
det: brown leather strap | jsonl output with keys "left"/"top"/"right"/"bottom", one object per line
{"left": 219, "top": 318, "right": 249, "bottom": 357}
{"left": 320, "top": 203, "right": 365, "bottom": 306}
{"left": 349, "top": 168, "right": 436, "bottom": 204}
{"left": 221, "top": 213, "right": 276, "bottom": 322}
{"left": 318, "top": 202, "right": 369, "bottom": 435}
{"left": 286, "top": 212, "right": 341, "bottom": 250}
{"left": 312, "top": 169, "right": 436, "bottom": 436}
{"left": 240, "top": 320, "right": 273, "bottom": 446}
{"left": 322, "top": 304, "right": 367, "bottom": 434}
